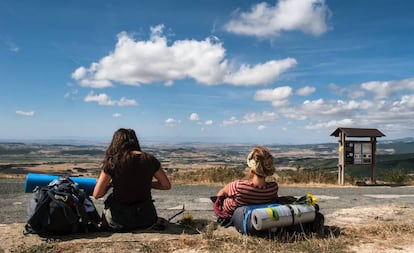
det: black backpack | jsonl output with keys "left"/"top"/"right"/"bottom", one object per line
{"left": 25, "top": 176, "right": 101, "bottom": 236}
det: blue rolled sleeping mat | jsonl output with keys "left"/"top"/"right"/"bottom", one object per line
{"left": 232, "top": 203, "right": 318, "bottom": 235}
{"left": 24, "top": 173, "right": 97, "bottom": 195}
{"left": 231, "top": 194, "right": 321, "bottom": 235}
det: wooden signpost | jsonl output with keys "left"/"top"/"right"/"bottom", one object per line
{"left": 330, "top": 127, "right": 385, "bottom": 185}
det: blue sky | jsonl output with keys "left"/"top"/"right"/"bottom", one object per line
{"left": 1, "top": 0, "right": 414, "bottom": 144}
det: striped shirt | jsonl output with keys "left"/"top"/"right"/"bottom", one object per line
{"left": 222, "top": 180, "right": 278, "bottom": 215}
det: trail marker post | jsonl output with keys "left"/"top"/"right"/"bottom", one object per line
{"left": 330, "top": 127, "right": 385, "bottom": 185}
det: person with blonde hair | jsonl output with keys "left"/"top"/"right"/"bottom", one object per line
{"left": 213, "top": 146, "right": 278, "bottom": 222}
{"left": 93, "top": 128, "right": 171, "bottom": 231}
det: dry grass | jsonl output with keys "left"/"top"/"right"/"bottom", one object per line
{"left": 343, "top": 222, "right": 414, "bottom": 241}
{"left": 169, "top": 166, "right": 246, "bottom": 185}
{"left": 13, "top": 221, "right": 414, "bottom": 253}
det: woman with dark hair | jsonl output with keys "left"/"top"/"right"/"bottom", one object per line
{"left": 93, "top": 128, "right": 171, "bottom": 231}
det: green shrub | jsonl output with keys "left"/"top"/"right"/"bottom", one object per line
{"left": 383, "top": 168, "right": 409, "bottom": 184}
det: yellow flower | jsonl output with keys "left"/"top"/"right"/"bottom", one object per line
{"left": 179, "top": 213, "right": 195, "bottom": 226}
{"left": 306, "top": 193, "right": 317, "bottom": 206}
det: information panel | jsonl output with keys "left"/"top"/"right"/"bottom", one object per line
{"left": 351, "top": 142, "right": 372, "bottom": 165}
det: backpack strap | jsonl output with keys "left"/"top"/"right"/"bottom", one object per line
{"left": 287, "top": 205, "right": 296, "bottom": 226}
{"left": 242, "top": 203, "right": 281, "bottom": 234}
{"left": 243, "top": 208, "right": 254, "bottom": 234}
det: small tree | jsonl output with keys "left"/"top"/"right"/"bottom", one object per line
{"left": 384, "top": 168, "right": 407, "bottom": 184}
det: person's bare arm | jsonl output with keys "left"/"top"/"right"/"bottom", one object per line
{"left": 151, "top": 167, "right": 171, "bottom": 190}
{"left": 93, "top": 170, "right": 112, "bottom": 199}
{"left": 217, "top": 183, "right": 230, "bottom": 197}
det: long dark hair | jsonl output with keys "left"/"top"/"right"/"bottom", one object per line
{"left": 102, "top": 128, "right": 141, "bottom": 174}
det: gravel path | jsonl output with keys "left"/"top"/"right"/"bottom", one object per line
{"left": 2, "top": 179, "right": 414, "bottom": 224}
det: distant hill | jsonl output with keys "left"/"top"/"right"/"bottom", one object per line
{"left": 378, "top": 138, "right": 414, "bottom": 154}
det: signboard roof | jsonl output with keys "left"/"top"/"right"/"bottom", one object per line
{"left": 330, "top": 127, "right": 385, "bottom": 138}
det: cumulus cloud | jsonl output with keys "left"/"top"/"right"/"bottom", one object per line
{"left": 112, "top": 113, "right": 122, "bottom": 118}
{"left": 242, "top": 111, "right": 277, "bottom": 123}
{"left": 296, "top": 86, "right": 316, "bottom": 96}
{"left": 204, "top": 120, "right": 213, "bottom": 125}
{"left": 254, "top": 86, "right": 292, "bottom": 106}
{"left": 392, "top": 95, "right": 414, "bottom": 110}
{"left": 16, "top": 110, "right": 34, "bottom": 116}
{"left": 347, "top": 90, "right": 365, "bottom": 99}
{"left": 71, "top": 25, "right": 296, "bottom": 88}
{"left": 189, "top": 113, "right": 200, "bottom": 121}
{"left": 280, "top": 99, "right": 366, "bottom": 120}
{"left": 224, "top": 0, "right": 331, "bottom": 38}
{"left": 241, "top": 76, "right": 414, "bottom": 136}
{"left": 270, "top": 77, "right": 414, "bottom": 133}
{"left": 257, "top": 125, "right": 266, "bottom": 130}
{"left": 361, "top": 77, "right": 414, "bottom": 99}
{"left": 223, "top": 58, "right": 297, "bottom": 86}
{"left": 218, "top": 75, "right": 414, "bottom": 135}
{"left": 306, "top": 119, "right": 354, "bottom": 130}
{"left": 165, "top": 118, "right": 181, "bottom": 126}
{"left": 221, "top": 111, "right": 277, "bottom": 127}
{"left": 84, "top": 92, "right": 137, "bottom": 106}
{"left": 221, "top": 116, "right": 239, "bottom": 126}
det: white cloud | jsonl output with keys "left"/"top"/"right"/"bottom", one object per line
{"left": 223, "top": 58, "right": 297, "bottom": 86}
{"left": 72, "top": 25, "right": 296, "bottom": 87}
{"left": 361, "top": 81, "right": 391, "bottom": 99}
{"left": 306, "top": 119, "right": 354, "bottom": 130}
{"left": 221, "top": 116, "right": 239, "bottom": 126}
{"left": 16, "top": 110, "right": 34, "bottom": 116}
{"left": 221, "top": 111, "right": 276, "bottom": 127}
{"left": 348, "top": 90, "right": 365, "bottom": 99}
{"left": 205, "top": 76, "right": 409, "bottom": 137}
{"left": 118, "top": 97, "right": 138, "bottom": 106}
{"left": 204, "top": 120, "right": 213, "bottom": 125}
{"left": 254, "top": 86, "right": 292, "bottom": 106}
{"left": 242, "top": 111, "right": 277, "bottom": 123}
{"left": 296, "top": 86, "right": 315, "bottom": 96}
{"left": 224, "top": 0, "right": 331, "bottom": 38}
{"left": 64, "top": 88, "right": 79, "bottom": 99}
{"left": 112, "top": 113, "right": 122, "bottom": 118}
{"left": 257, "top": 125, "right": 266, "bottom": 130}
{"left": 393, "top": 95, "right": 414, "bottom": 109}
{"left": 329, "top": 83, "right": 366, "bottom": 99}
{"left": 189, "top": 113, "right": 200, "bottom": 121}
{"left": 165, "top": 118, "right": 181, "bottom": 126}
{"left": 72, "top": 65, "right": 112, "bottom": 88}
{"left": 361, "top": 77, "right": 414, "bottom": 99}
{"left": 281, "top": 99, "right": 364, "bottom": 120}
{"left": 6, "top": 41, "right": 20, "bottom": 52}
{"left": 84, "top": 92, "right": 137, "bottom": 106}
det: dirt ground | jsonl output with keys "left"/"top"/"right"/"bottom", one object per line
{"left": 1, "top": 164, "right": 414, "bottom": 252}
{"left": 1, "top": 203, "right": 414, "bottom": 252}
{"left": 327, "top": 205, "right": 414, "bottom": 253}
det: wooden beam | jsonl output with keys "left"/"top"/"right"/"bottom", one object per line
{"left": 371, "top": 137, "right": 377, "bottom": 184}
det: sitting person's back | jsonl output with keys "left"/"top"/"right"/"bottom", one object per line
{"left": 214, "top": 146, "right": 278, "bottom": 219}
{"left": 93, "top": 128, "right": 171, "bottom": 231}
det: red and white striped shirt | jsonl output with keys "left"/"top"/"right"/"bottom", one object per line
{"left": 222, "top": 180, "right": 278, "bottom": 215}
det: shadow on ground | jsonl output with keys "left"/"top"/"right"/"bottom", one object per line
{"left": 28, "top": 218, "right": 213, "bottom": 242}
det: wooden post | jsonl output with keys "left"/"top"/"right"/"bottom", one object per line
{"left": 371, "top": 137, "right": 377, "bottom": 184}
{"left": 338, "top": 132, "right": 346, "bottom": 185}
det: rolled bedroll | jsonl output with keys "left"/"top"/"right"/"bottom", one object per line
{"left": 24, "top": 173, "right": 96, "bottom": 195}
{"left": 251, "top": 204, "right": 316, "bottom": 230}
{"left": 232, "top": 202, "right": 317, "bottom": 235}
